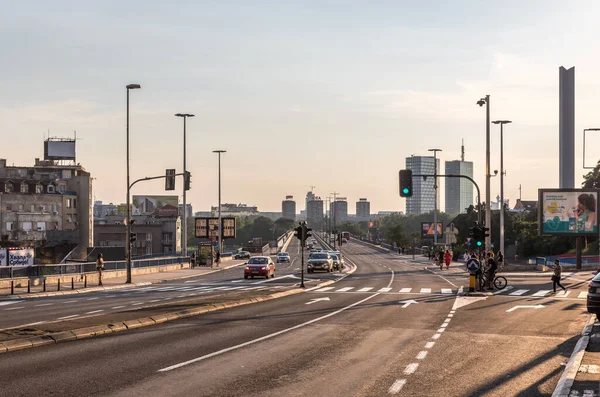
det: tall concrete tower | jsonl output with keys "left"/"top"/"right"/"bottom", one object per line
{"left": 559, "top": 66, "right": 575, "bottom": 188}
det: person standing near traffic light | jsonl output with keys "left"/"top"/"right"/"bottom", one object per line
{"left": 485, "top": 252, "right": 498, "bottom": 290}
{"left": 444, "top": 249, "right": 452, "bottom": 269}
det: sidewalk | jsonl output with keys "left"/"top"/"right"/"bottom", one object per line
{"left": 0, "top": 260, "right": 247, "bottom": 299}
{"left": 567, "top": 317, "right": 600, "bottom": 397}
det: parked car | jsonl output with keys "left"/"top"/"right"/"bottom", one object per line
{"left": 234, "top": 251, "right": 251, "bottom": 260}
{"left": 587, "top": 273, "right": 600, "bottom": 314}
{"left": 307, "top": 252, "right": 333, "bottom": 273}
{"left": 244, "top": 256, "right": 275, "bottom": 279}
{"left": 277, "top": 252, "right": 291, "bottom": 263}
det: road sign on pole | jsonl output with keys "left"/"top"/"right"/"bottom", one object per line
{"left": 467, "top": 258, "right": 481, "bottom": 273}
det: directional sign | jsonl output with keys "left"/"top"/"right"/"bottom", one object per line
{"left": 466, "top": 258, "right": 481, "bottom": 273}
{"left": 506, "top": 304, "right": 544, "bottom": 313}
{"left": 398, "top": 300, "right": 418, "bottom": 308}
{"left": 306, "top": 297, "right": 331, "bottom": 305}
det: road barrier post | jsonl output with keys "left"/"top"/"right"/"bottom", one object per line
{"left": 10, "top": 280, "right": 14, "bottom": 295}
{"left": 71, "top": 277, "right": 74, "bottom": 290}
{"left": 27, "top": 279, "right": 30, "bottom": 293}
{"left": 57, "top": 279, "right": 61, "bottom": 291}
{"left": 43, "top": 278, "right": 46, "bottom": 292}
{"left": 84, "top": 275, "right": 87, "bottom": 288}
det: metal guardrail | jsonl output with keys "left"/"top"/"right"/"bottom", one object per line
{"left": 0, "top": 256, "right": 189, "bottom": 279}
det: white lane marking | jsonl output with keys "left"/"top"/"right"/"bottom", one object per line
{"left": 87, "top": 297, "right": 100, "bottom": 300}
{"left": 306, "top": 297, "right": 330, "bottom": 305}
{"left": 149, "top": 299, "right": 160, "bottom": 303}
{"left": 556, "top": 291, "right": 571, "bottom": 298}
{"left": 63, "top": 300, "right": 78, "bottom": 303}
{"left": 4, "top": 306, "right": 25, "bottom": 311}
{"left": 240, "top": 286, "right": 265, "bottom": 291}
{"left": 358, "top": 287, "right": 374, "bottom": 292}
{"left": 111, "top": 306, "right": 126, "bottom": 309}
{"left": 388, "top": 379, "right": 407, "bottom": 394}
{"left": 378, "top": 287, "right": 392, "bottom": 293}
{"left": 579, "top": 291, "right": 588, "bottom": 299}
{"left": 132, "top": 302, "right": 143, "bottom": 306}
{"left": 437, "top": 328, "right": 446, "bottom": 333}
{"left": 440, "top": 323, "right": 448, "bottom": 328}
{"left": 57, "top": 314, "right": 79, "bottom": 320}
{"left": 19, "top": 321, "right": 46, "bottom": 327}
{"left": 447, "top": 314, "right": 454, "bottom": 318}
{"left": 450, "top": 310, "right": 456, "bottom": 314}
{"left": 158, "top": 293, "right": 380, "bottom": 372}
{"left": 399, "top": 288, "right": 412, "bottom": 293}
{"left": 425, "top": 342, "right": 435, "bottom": 349}
{"left": 419, "top": 288, "right": 432, "bottom": 293}
{"left": 337, "top": 287, "right": 354, "bottom": 292}
{"left": 493, "top": 286, "right": 513, "bottom": 295}
{"left": 416, "top": 351, "right": 428, "bottom": 360}
{"left": 432, "top": 333, "right": 441, "bottom": 340}
{"left": 163, "top": 297, "right": 173, "bottom": 300}
{"left": 35, "top": 303, "right": 54, "bottom": 307}
{"left": 315, "top": 287, "right": 335, "bottom": 292}
{"left": 104, "top": 295, "right": 116, "bottom": 298}
{"left": 0, "top": 301, "right": 22, "bottom": 307}
{"left": 509, "top": 289, "right": 529, "bottom": 296}
{"left": 223, "top": 286, "right": 244, "bottom": 291}
{"left": 441, "top": 288, "right": 452, "bottom": 294}
{"left": 403, "top": 363, "right": 419, "bottom": 375}
{"left": 86, "top": 310, "right": 104, "bottom": 314}
{"left": 231, "top": 280, "right": 244, "bottom": 283}
{"left": 532, "top": 290, "right": 552, "bottom": 297}
{"left": 506, "top": 304, "right": 544, "bottom": 312}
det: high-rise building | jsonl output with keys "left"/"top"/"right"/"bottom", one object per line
{"left": 330, "top": 198, "right": 348, "bottom": 224}
{"left": 405, "top": 156, "right": 439, "bottom": 215}
{"left": 306, "top": 198, "right": 323, "bottom": 229}
{"left": 282, "top": 195, "right": 296, "bottom": 220}
{"left": 356, "top": 198, "right": 370, "bottom": 219}
{"left": 444, "top": 160, "right": 474, "bottom": 214}
{"left": 305, "top": 190, "right": 315, "bottom": 211}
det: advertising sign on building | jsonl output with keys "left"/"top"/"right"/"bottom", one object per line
{"left": 0, "top": 249, "right": 6, "bottom": 266}
{"left": 7, "top": 248, "right": 35, "bottom": 266}
{"left": 538, "top": 189, "right": 598, "bottom": 235}
{"left": 421, "top": 222, "right": 444, "bottom": 238}
{"left": 195, "top": 217, "right": 237, "bottom": 239}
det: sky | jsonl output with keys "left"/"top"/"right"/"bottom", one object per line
{"left": 1, "top": 1, "right": 600, "bottom": 214}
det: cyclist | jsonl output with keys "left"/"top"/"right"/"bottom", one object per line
{"left": 485, "top": 252, "right": 498, "bottom": 290}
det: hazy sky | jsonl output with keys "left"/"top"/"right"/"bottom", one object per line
{"left": 2, "top": 1, "right": 600, "bottom": 213}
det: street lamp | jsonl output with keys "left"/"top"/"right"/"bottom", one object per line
{"left": 125, "top": 83, "right": 141, "bottom": 284}
{"left": 212, "top": 150, "right": 226, "bottom": 255}
{"left": 175, "top": 113, "right": 195, "bottom": 257}
{"left": 477, "top": 95, "right": 491, "bottom": 249}
{"left": 428, "top": 149, "right": 442, "bottom": 246}
{"left": 492, "top": 120, "right": 512, "bottom": 257}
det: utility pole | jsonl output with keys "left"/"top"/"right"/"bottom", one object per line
{"left": 493, "top": 120, "right": 512, "bottom": 259}
{"left": 477, "top": 95, "right": 492, "bottom": 249}
{"left": 300, "top": 222, "right": 306, "bottom": 288}
{"left": 428, "top": 149, "right": 442, "bottom": 247}
{"left": 331, "top": 192, "right": 338, "bottom": 249}
{"left": 175, "top": 113, "right": 194, "bottom": 256}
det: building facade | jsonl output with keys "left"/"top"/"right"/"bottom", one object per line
{"left": 330, "top": 198, "right": 349, "bottom": 223}
{"left": 210, "top": 203, "right": 259, "bottom": 217}
{"left": 406, "top": 156, "right": 439, "bottom": 215}
{"left": 307, "top": 199, "right": 324, "bottom": 230}
{"left": 282, "top": 195, "right": 296, "bottom": 220}
{"left": 444, "top": 160, "right": 474, "bottom": 215}
{"left": 94, "top": 200, "right": 118, "bottom": 218}
{"left": 356, "top": 198, "right": 370, "bottom": 219}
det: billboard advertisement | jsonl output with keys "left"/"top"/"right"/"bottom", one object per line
{"left": 195, "top": 217, "right": 236, "bottom": 239}
{"left": 7, "top": 248, "right": 35, "bottom": 266}
{"left": 133, "top": 195, "right": 178, "bottom": 215}
{"left": 421, "top": 222, "right": 443, "bottom": 238}
{"left": 0, "top": 249, "right": 6, "bottom": 266}
{"left": 44, "top": 140, "right": 76, "bottom": 160}
{"left": 539, "top": 189, "right": 598, "bottom": 235}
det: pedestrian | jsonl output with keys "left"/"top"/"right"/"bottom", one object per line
{"left": 191, "top": 252, "right": 196, "bottom": 268}
{"left": 215, "top": 250, "right": 221, "bottom": 267}
{"left": 551, "top": 259, "right": 567, "bottom": 293}
{"left": 438, "top": 250, "right": 444, "bottom": 270}
{"left": 497, "top": 251, "right": 504, "bottom": 271}
{"left": 96, "top": 253, "right": 104, "bottom": 286}
{"left": 485, "top": 252, "right": 497, "bottom": 290}
{"left": 444, "top": 249, "right": 452, "bottom": 269}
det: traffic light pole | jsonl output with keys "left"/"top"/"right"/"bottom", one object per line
{"left": 300, "top": 225, "right": 305, "bottom": 289}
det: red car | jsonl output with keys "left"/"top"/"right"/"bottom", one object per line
{"left": 244, "top": 256, "right": 275, "bottom": 279}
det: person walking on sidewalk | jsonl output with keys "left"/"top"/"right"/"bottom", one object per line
{"left": 497, "top": 251, "right": 504, "bottom": 271}
{"left": 438, "top": 250, "right": 444, "bottom": 270}
{"left": 551, "top": 259, "right": 567, "bottom": 293}
{"left": 444, "top": 249, "right": 452, "bottom": 269}
{"left": 96, "top": 253, "right": 104, "bottom": 286}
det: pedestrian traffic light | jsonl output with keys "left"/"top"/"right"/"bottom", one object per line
{"left": 165, "top": 169, "right": 176, "bottom": 191}
{"left": 399, "top": 169, "right": 413, "bottom": 197}
{"left": 483, "top": 226, "right": 490, "bottom": 239}
{"left": 130, "top": 233, "right": 137, "bottom": 244}
{"left": 184, "top": 171, "right": 191, "bottom": 191}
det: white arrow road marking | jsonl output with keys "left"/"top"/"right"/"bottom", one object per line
{"left": 306, "top": 297, "right": 331, "bottom": 305}
{"left": 0, "top": 301, "right": 22, "bottom": 307}
{"left": 399, "top": 300, "right": 418, "bottom": 308}
{"left": 506, "top": 304, "right": 545, "bottom": 312}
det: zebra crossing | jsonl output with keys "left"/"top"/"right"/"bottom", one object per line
{"left": 309, "top": 285, "right": 589, "bottom": 299}
{"left": 117, "top": 284, "right": 284, "bottom": 295}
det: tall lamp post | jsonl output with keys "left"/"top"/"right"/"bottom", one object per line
{"left": 213, "top": 150, "right": 226, "bottom": 254}
{"left": 125, "top": 83, "right": 141, "bottom": 284}
{"left": 492, "top": 120, "right": 512, "bottom": 258}
{"left": 477, "top": 95, "right": 491, "bottom": 249}
{"left": 175, "top": 113, "right": 195, "bottom": 256}
{"left": 428, "top": 149, "right": 442, "bottom": 247}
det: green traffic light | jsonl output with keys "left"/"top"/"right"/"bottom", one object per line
{"left": 476, "top": 241, "right": 482, "bottom": 247}
{"left": 402, "top": 188, "right": 409, "bottom": 194}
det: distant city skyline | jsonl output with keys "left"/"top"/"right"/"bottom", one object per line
{"left": 2, "top": 2, "right": 599, "bottom": 214}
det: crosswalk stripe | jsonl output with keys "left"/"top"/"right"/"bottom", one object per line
{"left": 399, "top": 288, "right": 412, "bottom": 293}
{"left": 556, "top": 291, "right": 571, "bottom": 298}
{"left": 532, "top": 290, "right": 551, "bottom": 297}
{"left": 509, "top": 289, "right": 529, "bottom": 296}
{"left": 420, "top": 288, "right": 431, "bottom": 293}
{"left": 315, "top": 287, "right": 335, "bottom": 292}
{"left": 337, "top": 287, "right": 354, "bottom": 292}
{"left": 579, "top": 291, "right": 588, "bottom": 299}
{"left": 358, "top": 287, "right": 373, "bottom": 292}
{"left": 441, "top": 289, "right": 452, "bottom": 294}
{"left": 378, "top": 288, "right": 392, "bottom": 292}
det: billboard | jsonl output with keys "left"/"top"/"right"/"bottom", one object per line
{"left": 0, "top": 250, "right": 6, "bottom": 266}
{"left": 7, "top": 248, "right": 35, "bottom": 266}
{"left": 132, "top": 195, "right": 179, "bottom": 215}
{"left": 539, "top": 189, "right": 598, "bottom": 235}
{"left": 421, "top": 222, "right": 443, "bottom": 238}
{"left": 195, "top": 217, "right": 236, "bottom": 239}
{"left": 44, "top": 140, "right": 76, "bottom": 160}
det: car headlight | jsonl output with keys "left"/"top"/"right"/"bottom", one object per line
{"left": 262, "top": 266, "right": 267, "bottom": 270}
{"left": 245, "top": 266, "right": 250, "bottom": 270}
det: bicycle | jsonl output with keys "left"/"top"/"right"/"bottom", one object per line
{"left": 479, "top": 270, "right": 508, "bottom": 290}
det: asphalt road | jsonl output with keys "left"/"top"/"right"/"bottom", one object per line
{"left": 0, "top": 240, "right": 592, "bottom": 396}
{"left": 0, "top": 238, "right": 342, "bottom": 331}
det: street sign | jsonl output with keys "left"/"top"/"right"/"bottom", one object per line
{"left": 467, "top": 258, "right": 480, "bottom": 273}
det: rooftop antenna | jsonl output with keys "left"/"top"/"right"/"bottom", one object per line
{"left": 310, "top": 185, "right": 316, "bottom": 192}
{"left": 461, "top": 139, "right": 465, "bottom": 162}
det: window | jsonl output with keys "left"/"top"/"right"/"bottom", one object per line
{"left": 6, "top": 204, "right": 11, "bottom": 211}
{"left": 37, "top": 222, "right": 46, "bottom": 231}
{"left": 22, "top": 222, "right": 32, "bottom": 231}
{"left": 31, "top": 204, "right": 35, "bottom": 212}
{"left": 66, "top": 198, "right": 72, "bottom": 208}
{"left": 5, "top": 182, "right": 13, "bottom": 193}
{"left": 58, "top": 184, "right": 66, "bottom": 193}
{"left": 67, "top": 215, "right": 72, "bottom": 223}
{"left": 18, "top": 204, "right": 23, "bottom": 211}
{"left": 35, "top": 184, "right": 43, "bottom": 194}
{"left": 39, "top": 205, "right": 46, "bottom": 212}
{"left": 146, "top": 233, "right": 152, "bottom": 241}
{"left": 6, "top": 222, "right": 13, "bottom": 231}
{"left": 47, "top": 185, "right": 55, "bottom": 193}
{"left": 62, "top": 170, "right": 72, "bottom": 179}
{"left": 20, "top": 183, "right": 29, "bottom": 193}
{"left": 73, "top": 198, "right": 77, "bottom": 208}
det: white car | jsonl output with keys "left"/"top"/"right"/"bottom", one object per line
{"left": 277, "top": 252, "right": 291, "bottom": 263}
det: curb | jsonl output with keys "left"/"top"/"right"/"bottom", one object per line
{"left": 551, "top": 314, "right": 597, "bottom": 397}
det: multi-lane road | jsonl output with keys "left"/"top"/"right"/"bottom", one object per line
{"left": 0, "top": 239, "right": 594, "bottom": 396}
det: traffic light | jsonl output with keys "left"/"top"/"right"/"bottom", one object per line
{"left": 130, "top": 233, "right": 137, "bottom": 244}
{"left": 482, "top": 226, "right": 490, "bottom": 240}
{"left": 304, "top": 226, "right": 312, "bottom": 241}
{"left": 474, "top": 225, "right": 485, "bottom": 248}
{"left": 399, "top": 169, "right": 413, "bottom": 197}
{"left": 165, "top": 169, "right": 176, "bottom": 191}
{"left": 184, "top": 171, "right": 191, "bottom": 191}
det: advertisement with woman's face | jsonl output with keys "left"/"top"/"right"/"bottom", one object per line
{"left": 539, "top": 189, "right": 598, "bottom": 235}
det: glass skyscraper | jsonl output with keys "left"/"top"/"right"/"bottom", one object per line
{"left": 405, "top": 156, "right": 439, "bottom": 215}
{"left": 444, "top": 160, "right": 474, "bottom": 214}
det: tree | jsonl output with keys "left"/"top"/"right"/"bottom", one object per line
{"left": 583, "top": 160, "right": 600, "bottom": 189}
